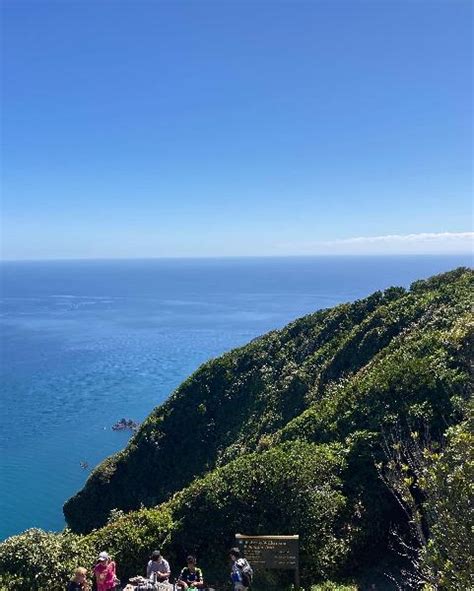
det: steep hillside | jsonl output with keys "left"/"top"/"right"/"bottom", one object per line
{"left": 64, "top": 268, "right": 472, "bottom": 534}
{"left": 1, "top": 268, "right": 471, "bottom": 590}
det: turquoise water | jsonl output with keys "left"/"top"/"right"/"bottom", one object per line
{"left": 0, "top": 255, "right": 471, "bottom": 540}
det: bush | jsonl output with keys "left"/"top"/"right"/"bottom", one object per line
{"left": 0, "top": 529, "right": 94, "bottom": 591}
{"left": 421, "top": 420, "right": 474, "bottom": 590}
{"left": 0, "top": 508, "right": 173, "bottom": 590}
{"left": 377, "top": 408, "right": 473, "bottom": 590}
{"left": 165, "top": 440, "right": 353, "bottom": 586}
{"left": 90, "top": 506, "right": 173, "bottom": 581}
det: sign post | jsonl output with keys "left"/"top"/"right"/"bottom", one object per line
{"left": 235, "top": 534, "right": 300, "bottom": 590}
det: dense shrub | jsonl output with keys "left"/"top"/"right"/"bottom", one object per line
{"left": 90, "top": 506, "right": 173, "bottom": 581}
{"left": 165, "top": 440, "right": 353, "bottom": 586}
{"left": 0, "top": 509, "right": 173, "bottom": 590}
{"left": 376, "top": 406, "right": 473, "bottom": 590}
{"left": 421, "top": 419, "right": 474, "bottom": 589}
{"left": 0, "top": 529, "right": 94, "bottom": 591}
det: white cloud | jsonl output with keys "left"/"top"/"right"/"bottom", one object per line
{"left": 278, "top": 232, "right": 474, "bottom": 255}
{"left": 323, "top": 231, "right": 474, "bottom": 245}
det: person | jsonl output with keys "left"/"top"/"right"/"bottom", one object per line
{"left": 146, "top": 550, "right": 171, "bottom": 583}
{"left": 67, "top": 567, "right": 90, "bottom": 591}
{"left": 229, "top": 547, "right": 252, "bottom": 591}
{"left": 94, "top": 551, "right": 118, "bottom": 591}
{"left": 176, "top": 555, "right": 204, "bottom": 589}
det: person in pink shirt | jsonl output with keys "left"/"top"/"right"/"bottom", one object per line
{"left": 93, "top": 551, "right": 118, "bottom": 591}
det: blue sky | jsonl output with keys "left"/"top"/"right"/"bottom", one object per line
{"left": 1, "top": 0, "right": 472, "bottom": 259}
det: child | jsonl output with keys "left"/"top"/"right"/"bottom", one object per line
{"left": 67, "top": 567, "right": 89, "bottom": 591}
{"left": 94, "top": 551, "right": 118, "bottom": 591}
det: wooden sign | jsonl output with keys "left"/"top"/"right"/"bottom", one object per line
{"left": 235, "top": 534, "right": 300, "bottom": 587}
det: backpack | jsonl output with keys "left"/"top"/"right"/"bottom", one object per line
{"left": 237, "top": 558, "right": 253, "bottom": 587}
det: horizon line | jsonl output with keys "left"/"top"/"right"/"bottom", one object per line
{"left": 1, "top": 252, "right": 473, "bottom": 264}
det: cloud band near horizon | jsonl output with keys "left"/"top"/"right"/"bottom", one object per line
{"left": 1, "top": 232, "right": 472, "bottom": 261}
{"left": 279, "top": 232, "right": 473, "bottom": 256}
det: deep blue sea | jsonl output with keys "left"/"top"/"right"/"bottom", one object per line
{"left": 0, "top": 255, "right": 471, "bottom": 540}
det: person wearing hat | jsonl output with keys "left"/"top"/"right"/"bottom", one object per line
{"left": 146, "top": 550, "right": 171, "bottom": 583}
{"left": 94, "top": 551, "right": 118, "bottom": 591}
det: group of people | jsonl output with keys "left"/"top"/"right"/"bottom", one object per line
{"left": 67, "top": 547, "right": 252, "bottom": 591}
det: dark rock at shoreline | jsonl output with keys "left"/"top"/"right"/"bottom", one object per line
{"left": 112, "top": 418, "right": 140, "bottom": 432}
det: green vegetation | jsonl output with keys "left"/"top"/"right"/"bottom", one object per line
{"left": 421, "top": 417, "right": 474, "bottom": 589}
{"left": 377, "top": 404, "right": 473, "bottom": 590}
{"left": 0, "top": 529, "right": 95, "bottom": 590}
{"left": 0, "top": 268, "right": 472, "bottom": 590}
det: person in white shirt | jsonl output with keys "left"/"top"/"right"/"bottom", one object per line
{"left": 146, "top": 550, "right": 171, "bottom": 583}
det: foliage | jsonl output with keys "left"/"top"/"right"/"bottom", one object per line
{"left": 421, "top": 418, "right": 474, "bottom": 589}
{"left": 377, "top": 408, "right": 473, "bottom": 590}
{"left": 165, "top": 440, "right": 353, "bottom": 585}
{"left": 0, "top": 528, "right": 94, "bottom": 591}
{"left": 90, "top": 506, "right": 173, "bottom": 581}
{"left": 0, "top": 509, "right": 173, "bottom": 590}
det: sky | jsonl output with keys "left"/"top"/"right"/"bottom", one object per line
{"left": 1, "top": 0, "right": 472, "bottom": 259}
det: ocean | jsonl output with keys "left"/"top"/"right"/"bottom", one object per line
{"left": 0, "top": 255, "right": 471, "bottom": 540}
